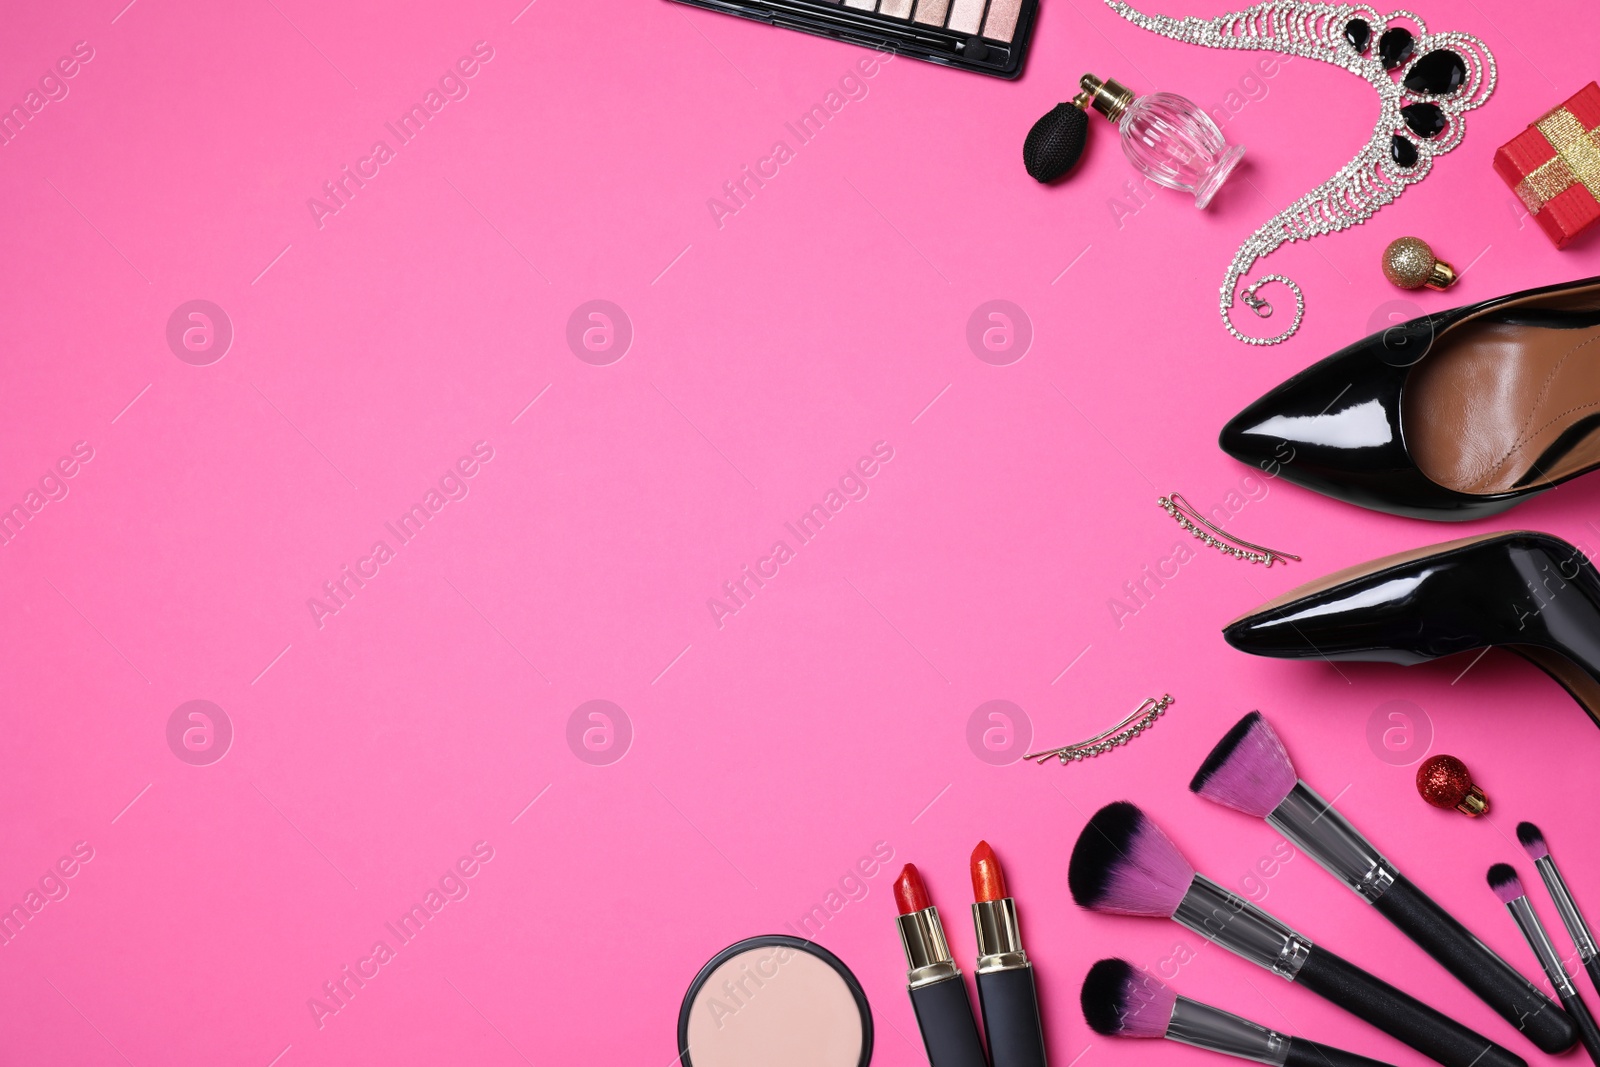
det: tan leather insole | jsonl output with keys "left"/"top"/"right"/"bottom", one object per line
{"left": 1405, "top": 283, "right": 1600, "bottom": 495}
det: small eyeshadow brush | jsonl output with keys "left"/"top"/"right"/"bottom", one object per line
{"left": 1518, "top": 821, "right": 1600, "bottom": 992}
{"left": 1488, "top": 864, "right": 1600, "bottom": 1066}
{"left": 1081, "top": 957, "right": 1395, "bottom": 1067}
{"left": 1068, "top": 801, "right": 1525, "bottom": 1067}
{"left": 1190, "top": 712, "right": 1575, "bottom": 1054}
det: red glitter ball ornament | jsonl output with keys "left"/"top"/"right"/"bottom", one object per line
{"left": 1416, "top": 754, "right": 1488, "bottom": 816}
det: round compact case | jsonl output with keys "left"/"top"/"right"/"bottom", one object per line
{"left": 678, "top": 935, "right": 873, "bottom": 1067}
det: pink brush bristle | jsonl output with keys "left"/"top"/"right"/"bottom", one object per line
{"left": 1082, "top": 958, "right": 1176, "bottom": 1038}
{"left": 1487, "top": 863, "right": 1524, "bottom": 905}
{"left": 1189, "top": 711, "right": 1297, "bottom": 818}
{"left": 1517, "top": 822, "right": 1550, "bottom": 861}
{"left": 1069, "top": 801, "right": 1196, "bottom": 917}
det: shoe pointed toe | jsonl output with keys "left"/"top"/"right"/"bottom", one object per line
{"left": 1221, "top": 276, "right": 1600, "bottom": 521}
{"left": 1220, "top": 328, "right": 1510, "bottom": 520}
{"left": 1223, "top": 341, "right": 1404, "bottom": 474}
{"left": 1224, "top": 573, "right": 1438, "bottom": 665}
{"left": 1221, "top": 610, "right": 1302, "bottom": 658}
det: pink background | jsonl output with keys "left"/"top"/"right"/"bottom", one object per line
{"left": 2, "top": 0, "right": 1600, "bottom": 1064}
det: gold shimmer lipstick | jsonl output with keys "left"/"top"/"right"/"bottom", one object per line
{"left": 972, "top": 841, "right": 1047, "bottom": 1067}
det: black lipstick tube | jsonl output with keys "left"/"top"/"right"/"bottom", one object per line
{"left": 972, "top": 897, "right": 1046, "bottom": 1067}
{"left": 898, "top": 904, "right": 989, "bottom": 1067}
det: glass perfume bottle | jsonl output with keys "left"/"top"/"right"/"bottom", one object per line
{"left": 1080, "top": 74, "right": 1244, "bottom": 208}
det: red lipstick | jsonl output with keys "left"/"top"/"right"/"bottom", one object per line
{"left": 893, "top": 863, "right": 988, "bottom": 1067}
{"left": 970, "top": 842, "right": 1048, "bottom": 1067}
{"left": 971, "top": 840, "right": 1007, "bottom": 903}
{"left": 896, "top": 863, "right": 934, "bottom": 915}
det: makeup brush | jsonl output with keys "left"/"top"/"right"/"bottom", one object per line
{"left": 1067, "top": 801, "right": 1525, "bottom": 1067}
{"left": 1082, "top": 957, "right": 1395, "bottom": 1067}
{"left": 1190, "top": 712, "right": 1576, "bottom": 1054}
{"left": 1518, "top": 822, "right": 1600, "bottom": 992}
{"left": 1487, "top": 864, "right": 1600, "bottom": 1066}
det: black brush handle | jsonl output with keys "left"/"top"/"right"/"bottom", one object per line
{"left": 1587, "top": 957, "right": 1600, "bottom": 999}
{"left": 1284, "top": 1035, "right": 1397, "bottom": 1067}
{"left": 1294, "top": 945, "right": 1526, "bottom": 1067}
{"left": 1373, "top": 873, "right": 1577, "bottom": 1053}
{"left": 909, "top": 974, "right": 989, "bottom": 1067}
{"left": 976, "top": 966, "right": 1047, "bottom": 1067}
{"left": 1558, "top": 991, "right": 1600, "bottom": 1067}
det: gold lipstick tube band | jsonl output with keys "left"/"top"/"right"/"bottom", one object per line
{"left": 898, "top": 907, "right": 960, "bottom": 988}
{"left": 972, "top": 898, "right": 1029, "bottom": 973}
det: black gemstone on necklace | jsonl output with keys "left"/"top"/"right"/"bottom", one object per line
{"left": 1402, "top": 102, "right": 1447, "bottom": 138}
{"left": 1390, "top": 135, "right": 1419, "bottom": 168}
{"left": 1404, "top": 50, "right": 1467, "bottom": 95}
{"left": 1378, "top": 27, "right": 1415, "bottom": 70}
{"left": 1344, "top": 18, "right": 1371, "bottom": 53}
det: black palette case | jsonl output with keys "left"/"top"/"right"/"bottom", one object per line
{"left": 667, "top": 0, "right": 1038, "bottom": 79}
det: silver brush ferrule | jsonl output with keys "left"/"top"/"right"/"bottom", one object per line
{"left": 1535, "top": 855, "right": 1598, "bottom": 963}
{"left": 897, "top": 907, "right": 961, "bottom": 988}
{"left": 1174, "top": 875, "right": 1312, "bottom": 979}
{"left": 1507, "top": 896, "right": 1577, "bottom": 998}
{"left": 1169, "top": 996, "right": 1291, "bottom": 1066}
{"left": 1267, "top": 781, "right": 1398, "bottom": 902}
{"left": 972, "top": 898, "right": 1029, "bottom": 973}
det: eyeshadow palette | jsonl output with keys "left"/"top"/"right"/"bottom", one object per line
{"left": 668, "top": 0, "right": 1038, "bottom": 78}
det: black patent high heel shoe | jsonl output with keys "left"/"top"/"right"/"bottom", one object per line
{"left": 1224, "top": 531, "right": 1600, "bottom": 728}
{"left": 1221, "top": 276, "right": 1600, "bottom": 521}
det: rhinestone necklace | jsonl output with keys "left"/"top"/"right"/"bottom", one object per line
{"left": 1103, "top": 1, "right": 1496, "bottom": 345}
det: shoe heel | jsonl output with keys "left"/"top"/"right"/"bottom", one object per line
{"left": 1499, "top": 541, "right": 1600, "bottom": 727}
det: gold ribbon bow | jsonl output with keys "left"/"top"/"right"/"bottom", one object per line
{"left": 1516, "top": 106, "right": 1600, "bottom": 215}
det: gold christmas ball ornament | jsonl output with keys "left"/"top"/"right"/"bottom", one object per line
{"left": 1382, "top": 237, "right": 1457, "bottom": 291}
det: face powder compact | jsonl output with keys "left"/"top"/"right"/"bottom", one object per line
{"left": 678, "top": 935, "right": 874, "bottom": 1067}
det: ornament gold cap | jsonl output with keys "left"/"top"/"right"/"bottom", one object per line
{"left": 1383, "top": 237, "right": 1457, "bottom": 291}
{"left": 1079, "top": 74, "right": 1136, "bottom": 123}
{"left": 1454, "top": 784, "right": 1488, "bottom": 816}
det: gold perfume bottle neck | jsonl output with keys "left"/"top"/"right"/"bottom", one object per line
{"left": 1079, "top": 74, "right": 1136, "bottom": 123}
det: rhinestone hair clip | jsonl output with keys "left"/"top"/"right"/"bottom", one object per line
{"left": 1024, "top": 693, "right": 1173, "bottom": 764}
{"left": 1104, "top": 1, "right": 1496, "bottom": 345}
{"left": 1159, "top": 492, "right": 1300, "bottom": 566}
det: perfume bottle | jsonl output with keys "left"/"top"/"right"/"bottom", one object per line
{"left": 1080, "top": 74, "right": 1244, "bottom": 208}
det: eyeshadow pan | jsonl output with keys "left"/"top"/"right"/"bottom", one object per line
{"left": 912, "top": 0, "right": 949, "bottom": 25}
{"left": 981, "top": 0, "right": 1020, "bottom": 40}
{"left": 878, "top": 0, "right": 914, "bottom": 18}
{"left": 842, "top": 0, "right": 875, "bottom": 10}
{"left": 945, "top": 0, "right": 986, "bottom": 34}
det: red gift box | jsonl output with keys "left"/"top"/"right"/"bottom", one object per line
{"left": 1494, "top": 81, "right": 1600, "bottom": 249}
